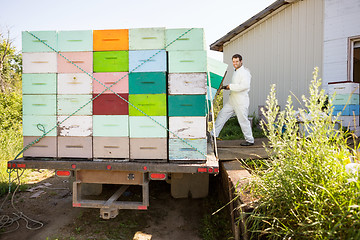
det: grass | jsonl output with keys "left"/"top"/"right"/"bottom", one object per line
{"left": 243, "top": 68, "right": 360, "bottom": 239}
{"left": 200, "top": 176, "right": 233, "bottom": 240}
{"left": 218, "top": 115, "right": 265, "bottom": 140}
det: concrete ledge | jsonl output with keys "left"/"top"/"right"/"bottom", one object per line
{"left": 221, "top": 160, "right": 256, "bottom": 240}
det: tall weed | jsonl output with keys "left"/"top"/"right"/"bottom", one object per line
{"left": 247, "top": 68, "right": 360, "bottom": 239}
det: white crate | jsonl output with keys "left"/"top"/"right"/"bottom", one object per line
{"left": 58, "top": 73, "right": 92, "bottom": 94}
{"left": 328, "top": 82, "right": 360, "bottom": 95}
{"left": 57, "top": 116, "right": 93, "bottom": 136}
{"left": 168, "top": 73, "right": 207, "bottom": 95}
{"left": 22, "top": 52, "right": 57, "bottom": 73}
{"left": 169, "top": 116, "right": 206, "bottom": 139}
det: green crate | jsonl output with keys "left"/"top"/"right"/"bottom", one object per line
{"left": 93, "top": 51, "right": 129, "bottom": 72}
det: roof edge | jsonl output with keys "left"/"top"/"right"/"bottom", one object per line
{"left": 210, "top": 0, "right": 295, "bottom": 52}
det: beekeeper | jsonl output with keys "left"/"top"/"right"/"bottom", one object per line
{"left": 213, "top": 54, "right": 254, "bottom": 146}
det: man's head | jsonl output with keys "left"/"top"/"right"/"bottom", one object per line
{"left": 232, "top": 54, "right": 242, "bottom": 70}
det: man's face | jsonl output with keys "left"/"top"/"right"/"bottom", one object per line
{"left": 232, "top": 57, "right": 242, "bottom": 69}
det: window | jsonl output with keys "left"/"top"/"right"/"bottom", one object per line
{"left": 349, "top": 37, "right": 360, "bottom": 83}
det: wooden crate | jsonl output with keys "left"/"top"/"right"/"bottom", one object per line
{"left": 168, "top": 94, "right": 206, "bottom": 117}
{"left": 128, "top": 50, "right": 166, "bottom": 72}
{"left": 93, "top": 51, "right": 129, "bottom": 72}
{"left": 130, "top": 138, "right": 167, "bottom": 160}
{"left": 129, "top": 116, "right": 167, "bottom": 138}
{"left": 22, "top": 31, "right": 57, "bottom": 53}
{"left": 165, "top": 28, "right": 205, "bottom": 51}
{"left": 92, "top": 93, "right": 129, "bottom": 115}
{"left": 22, "top": 73, "right": 57, "bottom": 95}
{"left": 129, "top": 27, "right": 165, "bottom": 50}
{"left": 57, "top": 51, "right": 93, "bottom": 73}
{"left": 93, "top": 29, "right": 129, "bottom": 51}
{"left": 23, "top": 95, "right": 57, "bottom": 116}
{"left": 168, "top": 73, "right": 206, "bottom": 95}
{"left": 169, "top": 117, "right": 206, "bottom": 139}
{"left": 128, "top": 94, "right": 166, "bottom": 116}
{"left": 58, "top": 136, "right": 92, "bottom": 158}
{"left": 168, "top": 138, "right": 207, "bottom": 161}
{"left": 57, "top": 116, "right": 93, "bottom": 136}
{"left": 331, "top": 93, "right": 359, "bottom": 105}
{"left": 23, "top": 136, "right": 57, "bottom": 158}
{"left": 58, "top": 73, "right": 92, "bottom": 94}
{"left": 57, "top": 30, "right": 93, "bottom": 52}
{"left": 57, "top": 94, "right": 92, "bottom": 115}
{"left": 93, "top": 72, "right": 129, "bottom": 94}
{"left": 328, "top": 82, "right": 360, "bottom": 95}
{"left": 168, "top": 50, "right": 207, "bottom": 73}
{"left": 22, "top": 52, "right": 57, "bottom": 73}
{"left": 93, "top": 115, "right": 129, "bottom": 137}
{"left": 22, "top": 115, "right": 57, "bottom": 136}
{"left": 93, "top": 136, "right": 129, "bottom": 159}
{"left": 129, "top": 72, "right": 166, "bottom": 94}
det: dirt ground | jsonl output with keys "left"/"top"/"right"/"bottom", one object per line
{"left": 0, "top": 170, "right": 232, "bottom": 240}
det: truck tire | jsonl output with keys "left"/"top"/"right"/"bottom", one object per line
{"left": 171, "top": 173, "right": 209, "bottom": 199}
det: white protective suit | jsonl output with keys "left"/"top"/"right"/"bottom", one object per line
{"left": 213, "top": 65, "right": 254, "bottom": 143}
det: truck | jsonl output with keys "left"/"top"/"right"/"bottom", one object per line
{"left": 8, "top": 27, "right": 227, "bottom": 219}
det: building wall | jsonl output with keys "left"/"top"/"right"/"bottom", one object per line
{"left": 222, "top": 0, "right": 324, "bottom": 116}
{"left": 323, "top": 0, "right": 360, "bottom": 88}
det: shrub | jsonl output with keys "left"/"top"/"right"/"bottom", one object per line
{"left": 0, "top": 91, "right": 23, "bottom": 182}
{"left": 246, "top": 68, "right": 360, "bottom": 239}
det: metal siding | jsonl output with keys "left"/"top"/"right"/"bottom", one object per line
{"left": 323, "top": 0, "right": 360, "bottom": 86}
{"left": 222, "top": 0, "right": 323, "bottom": 115}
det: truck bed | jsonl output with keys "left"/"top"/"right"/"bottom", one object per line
{"left": 8, "top": 143, "right": 218, "bottom": 174}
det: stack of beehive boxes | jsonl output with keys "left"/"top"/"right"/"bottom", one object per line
{"left": 329, "top": 82, "right": 360, "bottom": 130}
{"left": 128, "top": 28, "right": 167, "bottom": 160}
{"left": 22, "top": 31, "right": 58, "bottom": 158}
{"left": 167, "top": 29, "right": 208, "bottom": 162}
{"left": 22, "top": 28, "right": 225, "bottom": 162}
{"left": 92, "top": 29, "right": 130, "bottom": 159}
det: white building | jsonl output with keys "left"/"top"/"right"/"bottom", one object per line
{"left": 211, "top": 0, "right": 360, "bottom": 128}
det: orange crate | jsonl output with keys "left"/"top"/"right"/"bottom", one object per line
{"left": 93, "top": 29, "right": 129, "bottom": 51}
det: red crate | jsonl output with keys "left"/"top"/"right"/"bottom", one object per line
{"left": 93, "top": 93, "right": 129, "bottom": 115}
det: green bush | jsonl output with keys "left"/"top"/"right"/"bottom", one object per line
{"left": 246, "top": 68, "right": 360, "bottom": 239}
{"left": 0, "top": 91, "right": 23, "bottom": 182}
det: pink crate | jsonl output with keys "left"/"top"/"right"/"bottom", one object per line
{"left": 93, "top": 72, "right": 129, "bottom": 94}
{"left": 57, "top": 52, "right": 93, "bottom": 73}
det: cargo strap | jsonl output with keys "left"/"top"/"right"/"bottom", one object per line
{"left": 16, "top": 29, "right": 207, "bottom": 160}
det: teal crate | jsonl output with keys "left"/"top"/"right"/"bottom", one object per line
{"left": 129, "top": 72, "right": 166, "bottom": 94}
{"left": 207, "top": 72, "right": 223, "bottom": 89}
{"left": 129, "top": 27, "right": 165, "bottom": 50}
{"left": 22, "top": 31, "right": 57, "bottom": 53}
{"left": 22, "top": 73, "right": 57, "bottom": 94}
{"left": 57, "top": 94, "right": 92, "bottom": 115}
{"left": 207, "top": 57, "right": 228, "bottom": 89}
{"left": 165, "top": 28, "right": 205, "bottom": 51}
{"left": 332, "top": 94, "right": 359, "bottom": 105}
{"left": 168, "top": 51, "right": 207, "bottom": 73}
{"left": 168, "top": 95, "right": 206, "bottom": 116}
{"left": 93, "top": 115, "right": 129, "bottom": 137}
{"left": 57, "top": 30, "right": 93, "bottom": 52}
{"left": 23, "top": 115, "right": 57, "bottom": 136}
{"left": 93, "top": 51, "right": 129, "bottom": 72}
{"left": 129, "top": 116, "right": 167, "bottom": 138}
{"left": 23, "top": 95, "right": 57, "bottom": 115}
{"left": 169, "top": 138, "right": 207, "bottom": 161}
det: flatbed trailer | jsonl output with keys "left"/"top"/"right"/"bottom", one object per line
{"left": 8, "top": 142, "right": 218, "bottom": 219}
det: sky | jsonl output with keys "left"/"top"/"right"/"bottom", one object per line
{"left": 0, "top": 0, "right": 276, "bottom": 60}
